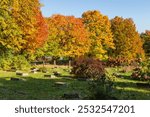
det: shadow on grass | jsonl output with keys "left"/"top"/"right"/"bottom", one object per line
{"left": 0, "top": 76, "right": 89, "bottom": 100}
{"left": 0, "top": 74, "right": 150, "bottom": 100}
{"left": 58, "top": 75, "right": 76, "bottom": 79}
{"left": 112, "top": 88, "right": 150, "bottom": 100}
{"left": 111, "top": 74, "right": 150, "bottom": 100}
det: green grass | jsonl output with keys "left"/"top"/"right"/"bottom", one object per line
{"left": 106, "top": 67, "right": 150, "bottom": 100}
{"left": 0, "top": 66, "right": 150, "bottom": 100}
{"left": 0, "top": 66, "right": 89, "bottom": 100}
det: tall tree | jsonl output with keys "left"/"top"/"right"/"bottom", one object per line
{"left": 11, "top": 0, "right": 48, "bottom": 53}
{"left": 140, "top": 30, "right": 150, "bottom": 57}
{"left": 0, "top": 0, "right": 22, "bottom": 54}
{"left": 111, "top": 16, "right": 145, "bottom": 62}
{"left": 44, "top": 14, "right": 90, "bottom": 59}
{"left": 82, "top": 10, "right": 114, "bottom": 60}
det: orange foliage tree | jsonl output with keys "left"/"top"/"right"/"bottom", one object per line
{"left": 111, "top": 16, "right": 145, "bottom": 62}
{"left": 11, "top": 0, "right": 48, "bottom": 54}
{"left": 45, "top": 15, "right": 90, "bottom": 60}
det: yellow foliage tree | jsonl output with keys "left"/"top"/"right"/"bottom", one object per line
{"left": 111, "top": 16, "right": 145, "bottom": 62}
{"left": 82, "top": 10, "right": 114, "bottom": 60}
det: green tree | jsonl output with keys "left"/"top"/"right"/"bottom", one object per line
{"left": 111, "top": 16, "right": 145, "bottom": 62}
{"left": 11, "top": 0, "right": 48, "bottom": 54}
{"left": 82, "top": 10, "right": 114, "bottom": 60}
{"left": 0, "top": 0, "right": 22, "bottom": 54}
{"left": 140, "top": 30, "right": 150, "bottom": 57}
{"left": 0, "top": 0, "right": 48, "bottom": 69}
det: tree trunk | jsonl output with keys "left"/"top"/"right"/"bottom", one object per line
{"left": 42, "top": 56, "right": 45, "bottom": 67}
{"left": 54, "top": 59, "right": 56, "bottom": 65}
{"left": 42, "top": 60, "right": 45, "bottom": 67}
{"left": 68, "top": 57, "right": 72, "bottom": 68}
{"left": 69, "top": 60, "right": 71, "bottom": 68}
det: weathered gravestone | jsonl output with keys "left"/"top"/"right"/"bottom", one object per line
{"left": 54, "top": 82, "right": 67, "bottom": 87}
{"left": 53, "top": 71, "right": 61, "bottom": 76}
{"left": 44, "top": 74, "right": 56, "bottom": 78}
{"left": 16, "top": 72, "right": 28, "bottom": 76}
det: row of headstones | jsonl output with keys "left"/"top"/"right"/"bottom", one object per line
{"left": 16, "top": 70, "right": 61, "bottom": 78}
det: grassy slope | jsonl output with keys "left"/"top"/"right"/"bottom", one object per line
{"left": 0, "top": 66, "right": 150, "bottom": 100}
{"left": 107, "top": 68, "right": 150, "bottom": 100}
{"left": 0, "top": 66, "right": 89, "bottom": 100}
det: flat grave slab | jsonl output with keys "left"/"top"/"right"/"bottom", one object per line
{"left": 54, "top": 82, "right": 67, "bottom": 87}
{"left": 10, "top": 77, "right": 26, "bottom": 81}
{"left": 16, "top": 72, "right": 29, "bottom": 76}
{"left": 44, "top": 74, "right": 56, "bottom": 78}
{"left": 10, "top": 77, "right": 20, "bottom": 81}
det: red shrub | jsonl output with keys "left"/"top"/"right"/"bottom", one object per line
{"left": 72, "top": 57, "right": 105, "bottom": 80}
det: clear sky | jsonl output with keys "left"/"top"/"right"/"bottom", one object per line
{"left": 40, "top": 0, "right": 150, "bottom": 33}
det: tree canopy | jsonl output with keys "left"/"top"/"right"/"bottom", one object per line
{"left": 43, "top": 14, "right": 90, "bottom": 59}
{"left": 82, "top": 10, "right": 114, "bottom": 60}
{"left": 0, "top": 1, "right": 147, "bottom": 65}
{"left": 0, "top": 0, "right": 48, "bottom": 56}
{"left": 0, "top": 0, "right": 22, "bottom": 53}
{"left": 140, "top": 30, "right": 150, "bottom": 57}
{"left": 111, "top": 16, "right": 145, "bottom": 62}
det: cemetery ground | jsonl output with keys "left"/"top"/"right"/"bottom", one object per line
{"left": 0, "top": 65, "right": 150, "bottom": 100}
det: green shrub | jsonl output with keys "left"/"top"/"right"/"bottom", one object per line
{"left": 38, "top": 67, "right": 48, "bottom": 73}
{"left": 87, "top": 72, "right": 116, "bottom": 100}
{"left": 0, "top": 57, "right": 12, "bottom": 70}
{"left": 72, "top": 57, "right": 105, "bottom": 80}
{"left": 0, "top": 54, "right": 30, "bottom": 71}
{"left": 11, "top": 55, "right": 30, "bottom": 70}
{"left": 131, "top": 60, "right": 150, "bottom": 81}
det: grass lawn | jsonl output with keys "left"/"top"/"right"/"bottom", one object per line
{"left": 107, "top": 67, "right": 150, "bottom": 100}
{"left": 0, "top": 66, "right": 150, "bottom": 100}
{"left": 0, "top": 66, "right": 89, "bottom": 100}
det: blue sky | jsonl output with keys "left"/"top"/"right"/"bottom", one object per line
{"left": 40, "top": 0, "right": 150, "bottom": 33}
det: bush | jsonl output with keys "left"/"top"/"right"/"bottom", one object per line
{"left": 38, "top": 67, "right": 48, "bottom": 73}
{"left": 131, "top": 60, "right": 150, "bottom": 81}
{"left": 87, "top": 72, "right": 116, "bottom": 100}
{"left": 72, "top": 57, "right": 105, "bottom": 80}
{"left": 106, "top": 57, "right": 129, "bottom": 67}
{"left": 0, "top": 57, "right": 12, "bottom": 70}
{"left": 11, "top": 55, "right": 30, "bottom": 70}
{"left": 0, "top": 54, "right": 30, "bottom": 71}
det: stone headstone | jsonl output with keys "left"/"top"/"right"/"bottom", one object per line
{"left": 10, "top": 78, "right": 20, "bottom": 81}
{"left": 53, "top": 71, "right": 61, "bottom": 76}
{"left": 16, "top": 72, "right": 22, "bottom": 76}
{"left": 55, "top": 82, "right": 67, "bottom": 87}
{"left": 30, "top": 70, "right": 37, "bottom": 74}
{"left": 44, "top": 74, "right": 56, "bottom": 78}
{"left": 22, "top": 73, "right": 29, "bottom": 76}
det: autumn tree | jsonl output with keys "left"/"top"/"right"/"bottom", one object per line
{"left": 43, "top": 15, "right": 90, "bottom": 65}
{"left": 111, "top": 16, "right": 145, "bottom": 62}
{"left": 0, "top": 0, "right": 22, "bottom": 54}
{"left": 0, "top": 0, "right": 48, "bottom": 70}
{"left": 11, "top": 0, "right": 48, "bottom": 54}
{"left": 82, "top": 10, "right": 114, "bottom": 60}
{"left": 140, "top": 30, "right": 150, "bottom": 57}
